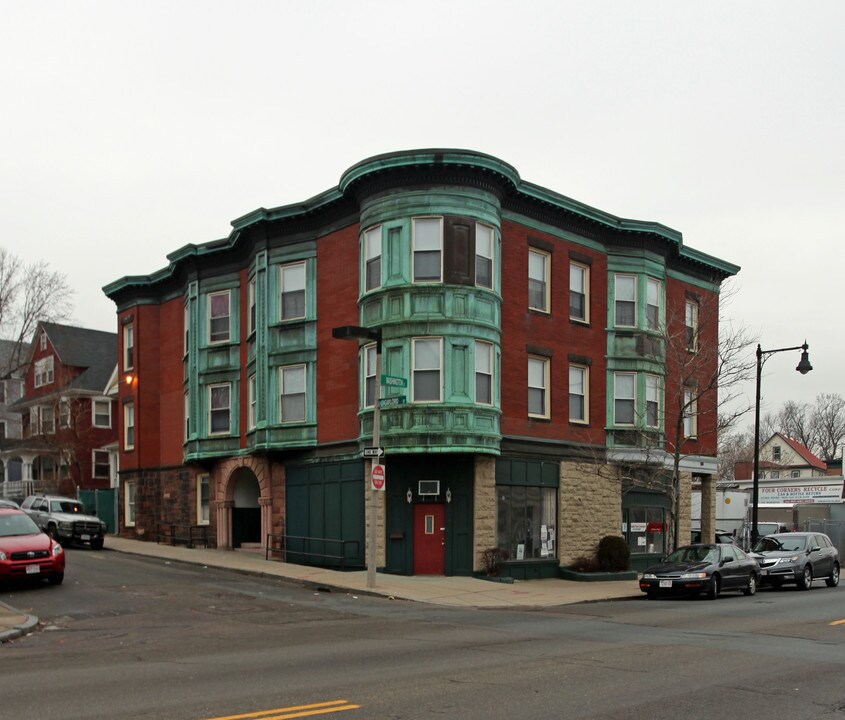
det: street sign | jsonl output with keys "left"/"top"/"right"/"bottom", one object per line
{"left": 371, "top": 464, "right": 386, "bottom": 491}
{"left": 381, "top": 374, "right": 408, "bottom": 388}
{"left": 379, "top": 395, "right": 406, "bottom": 408}
{"left": 363, "top": 447, "right": 384, "bottom": 458}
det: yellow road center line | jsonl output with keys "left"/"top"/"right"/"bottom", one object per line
{"left": 830, "top": 619, "right": 845, "bottom": 626}
{"left": 207, "top": 700, "right": 357, "bottom": 720}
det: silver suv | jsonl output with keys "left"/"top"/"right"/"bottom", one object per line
{"left": 21, "top": 494, "right": 107, "bottom": 550}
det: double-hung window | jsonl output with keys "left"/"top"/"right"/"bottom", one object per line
{"left": 683, "top": 388, "right": 698, "bottom": 438}
{"left": 208, "top": 384, "right": 231, "bottom": 435}
{"left": 41, "top": 406, "right": 55, "bottom": 434}
{"left": 198, "top": 475, "right": 210, "bottom": 525}
{"left": 413, "top": 218, "right": 442, "bottom": 282}
{"left": 183, "top": 303, "right": 190, "bottom": 355}
{"left": 208, "top": 291, "right": 230, "bottom": 344}
{"left": 614, "top": 372, "right": 636, "bottom": 425}
{"left": 646, "top": 278, "right": 661, "bottom": 331}
{"left": 528, "top": 356, "right": 549, "bottom": 418}
{"left": 475, "top": 341, "right": 493, "bottom": 405}
{"left": 34, "top": 356, "right": 54, "bottom": 387}
{"left": 123, "top": 323, "right": 134, "bottom": 370}
{"left": 280, "top": 365, "right": 306, "bottom": 422}
{"left": 685, "top": 300, "right": 699, "bottom": 352}
{"left": 364, "top": 226, "right": 382, "bottom": 291}
{"left": 280, "top": 262, "right": 306, "bottom": 320}
{"left": 570, "top": 262, "right": 589, "bottom": 322}
{"left": 125, "top": 481, "right": 136, "bottom": 526}
{"left": 93, "top": 450, "right": 110, "bottom": 479}
{"left": 614, "top": 275, "right": 637, "bottom": 327}
{"left": 93, "top": 399, "right": 111, "bottom": 428}
{"left": 124, "top": 402, "right": 135, "bottom": 450}
{"left": 528, "top": 249, "right": 549, "bottom": 312}
{"left": 184, "top": 391, "right": 191, "bottom": 440}
{"left": 364, "top": 344, "right": 377, "bottom": 408}
{"left": 569, "top": 364, "right": 588, "bottom": 423}
{"left": 247, "top": 374, "right": 256, "bottom": 430}
{"left": 412, "top": 338, "right": 442, "bottom": 402}
{"left": 475, "top": 223, "right": 494, "bottom": 289}
{"left": 247, "top": 277, "right": 256, "bottom": 335}
{"left": 645, "top": 374, "right": 660, "bottom": 428}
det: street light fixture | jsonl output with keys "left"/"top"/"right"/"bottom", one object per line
{"left": 751, "top": 341, "right": 812, "bottom": 545}
{"left": 332, "top": 324, "right": 382, "bottom": 589}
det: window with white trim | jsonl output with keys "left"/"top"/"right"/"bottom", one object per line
{"left": 685, "top": 300, "right": 699, "bottom": 352}
{"left": 124, "top": 402, "right": 135, "bottom": 450}
{"left": 528, "top": 356, "right": 549, "bottom": 418}
{"left": 208, "top": 290, "right": 231, "bottom": 344}
{"left": 475, "top": 340, "right": 493, "bottom": 405}
{"left": 646, "top": 278, "right": 661, "bottom": 331}
{"left": 364, "top": 226, "right": 382, "bottom": 291}
{"left": 125, "top": 481, "right": 136, "bottom": 526}
{"left": 614, "top": 372, "right": 636, "bottom": 425}
{"left": 93, "top": 399, "right": 111, "bottom": 428}
{"left": 570, "top": 262, "right": 589, "bottom": 322}
{"left": 528, "top": 249, "right": 550, "bottom": 312}
{"left": 413, "top": 217, "right": 442, "bottom": 282}
{"left": 198, "top": 475, "right": 210, "bottom": 525}
{"left": 280, "top": 262, "right": 306, "bottom": 320}
{"left": 614, "top": 275, "right": 637, "bottom": 327}
{"left": 208, "top": 384, "right": 231, "bottom": 435}
{"left": 60, "top": 398, "right": 71, "bottom": 428}
{"left": 412, "top": 338, "right": 442, "bottom": 402}
{"left": 93, "top": 450, "right": 110, "bottom": 479}
{"left": 364, "top": 344, "right": 377, "bottom": 408}
{"left": 123, "top": 323, "right": 134, "bottom": 370}
{"left": 247, "top": 374, "right": 256, "bottom": 429}
{"left": 645, "top": 374, "right": 660, "bottom": 428}
{"left": 475, "top": 223, "right": 494, "bottom": 289}
{"left": 569, "top": 364, "right": 588, "bottom": 423}
{"left": 248, "top": 277, "right": 256, "bottom": 335}
{"left": 41, "top": 405, "right": 55, "bottom": 434}
{"left": 34, "top": 356, "right": 54, "bottom": 387}
{"left": 683, "top": 388, "right": 698, "bottom": 438}
{"left": 280, "top": 365, "right": 306, "bottom": 422}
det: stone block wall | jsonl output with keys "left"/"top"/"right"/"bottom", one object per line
{"left": 473, "top": 455, "right": 497, "bottom": 572}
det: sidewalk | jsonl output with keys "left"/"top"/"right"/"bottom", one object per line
{"left": 1, "top": 537, "right": 643, "bottom": 641}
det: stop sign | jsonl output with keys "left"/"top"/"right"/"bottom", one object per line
{"left": 371, "top": 464, "right": 386, "bottom": 491}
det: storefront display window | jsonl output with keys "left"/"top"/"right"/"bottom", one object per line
{"left": 496, "top": 486, "right": 557, "bottom": 560}
{"left": 624, "top": 506, "right": 666, "bottom": 555}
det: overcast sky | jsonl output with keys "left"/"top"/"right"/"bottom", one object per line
{"left": 2, "top": 1, "right": 842, "bottom": 432}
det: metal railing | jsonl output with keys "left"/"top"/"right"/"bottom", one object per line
{"left": 265, "top": 533, "right": 361, "bottom": 569}
{"left": 156, "top": 523, "right": 209, "bottom": 549}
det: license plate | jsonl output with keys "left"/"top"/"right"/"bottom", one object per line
{"left": 659, "top": 579, "right": 672, "bottom": 588}
{"left": 26, "top": 564, "right": 41, "bottom": 575}
{"left": 81, "top": 534, "right": 90, "bottom": 540}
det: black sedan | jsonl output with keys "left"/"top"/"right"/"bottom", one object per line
{"left": 751, "top": 532, "right": 840, "bottom": 590}
{"left": 640, "top": 543, "right": 760, "bottom": 600}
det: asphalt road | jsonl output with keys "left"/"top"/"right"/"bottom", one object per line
{"left": 2, "top": 548, "right": 844, "bottom": 720}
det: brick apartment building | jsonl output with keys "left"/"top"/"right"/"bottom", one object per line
{"left": 104, "top": 149, "right": 738, "bottom": 576}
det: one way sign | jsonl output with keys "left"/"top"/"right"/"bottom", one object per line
{"left": 363, "top": 447, "right": 384, "bottom": 458}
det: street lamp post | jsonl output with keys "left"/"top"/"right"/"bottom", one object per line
{"left": 751, "top": 341, "right": 812, "bottom": 545}
{"left": 332, "top": 324, "right": 382, "bottom": 589}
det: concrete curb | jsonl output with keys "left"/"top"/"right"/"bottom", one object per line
{"left": 0, "top": 601, "right": 39, "bottom": 643}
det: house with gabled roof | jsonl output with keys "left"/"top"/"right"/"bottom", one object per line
{"left": 0, "top": 322, "right": 118, "bottom": 499}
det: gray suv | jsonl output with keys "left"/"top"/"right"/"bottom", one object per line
{"left": 21, "top": 494, "right": 107, "bottom": 549}
{"left": 751, "top": 532, "right": 839, "bottom": 590}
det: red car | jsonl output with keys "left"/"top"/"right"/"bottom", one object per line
{"left": 0, "top": 507, "right": 65, "bottom": 585}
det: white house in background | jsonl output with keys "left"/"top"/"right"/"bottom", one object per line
{"left": 0, "top": 339, "right": 26, "bottom": 487}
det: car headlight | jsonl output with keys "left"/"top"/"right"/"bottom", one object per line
{"left": 643, "top": 573, "right": 656, "bottom": 579}
{"left": 51, "top": 542, "right": 64, "bottom": 557}
{"left": 100, "top": 522, "right": 108, "bottom": 533}
{"left": 59, "top": 521, "right": 74, "bottom": 530}
{"left": 681, "top": 572, "right": 708, "bottom": 579}
{"left": 0, "top": 550, "right": 6, "bottom": 561}
{"left": 776, "top": 556, "right": 800, "bottom": 565}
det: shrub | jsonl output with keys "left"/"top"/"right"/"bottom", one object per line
{"left": 481, "top": 547, "right": 509, "bottom": 576}
{"left": 596, "top": 535, "right": 630, "bottom": 572}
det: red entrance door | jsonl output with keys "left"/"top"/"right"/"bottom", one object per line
{"left": 413, "top": 504, "right": 445, "bottom": 575}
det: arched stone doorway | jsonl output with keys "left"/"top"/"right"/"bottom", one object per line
{"left": 214, "top": 456, "right": 273, "bottom": 551}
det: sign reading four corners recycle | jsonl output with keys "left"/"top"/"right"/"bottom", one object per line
{"left": 371, "top": 464, "right": 386, "bottom": 491}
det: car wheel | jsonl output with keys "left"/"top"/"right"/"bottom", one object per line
{"left": 797, "top": 565, "right": 813, "bottom": 591}
{"left": 826, "top": 563, "right": 840, "bottom": 588}
{"left": 48, "top": 572, "right": 64, "bottom": 585}
{"left": 742, "top": 572, "right": 757, "bottom": 596}
{"left": 90, "top": 538, "right": 104, "bottom": 550}
{"left": 706, "top": 575, "right": 720, "bottom": 600}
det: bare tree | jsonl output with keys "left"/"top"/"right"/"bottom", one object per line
{"left": 809, "top": 393, "right": 845, "bottom": 461}
{"left": 0, "top": 247, "right": 74, "bottom": 376}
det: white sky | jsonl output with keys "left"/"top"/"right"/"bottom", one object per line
{"left": 2, "top": 1, "right": 842, "bottom": 428}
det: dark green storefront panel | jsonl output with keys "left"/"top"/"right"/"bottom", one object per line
{"left": 285, "top": 460, "right": 365, "bottom": 568}
{"left": 79, "top": 489, "right": 117, "bottom": 534}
